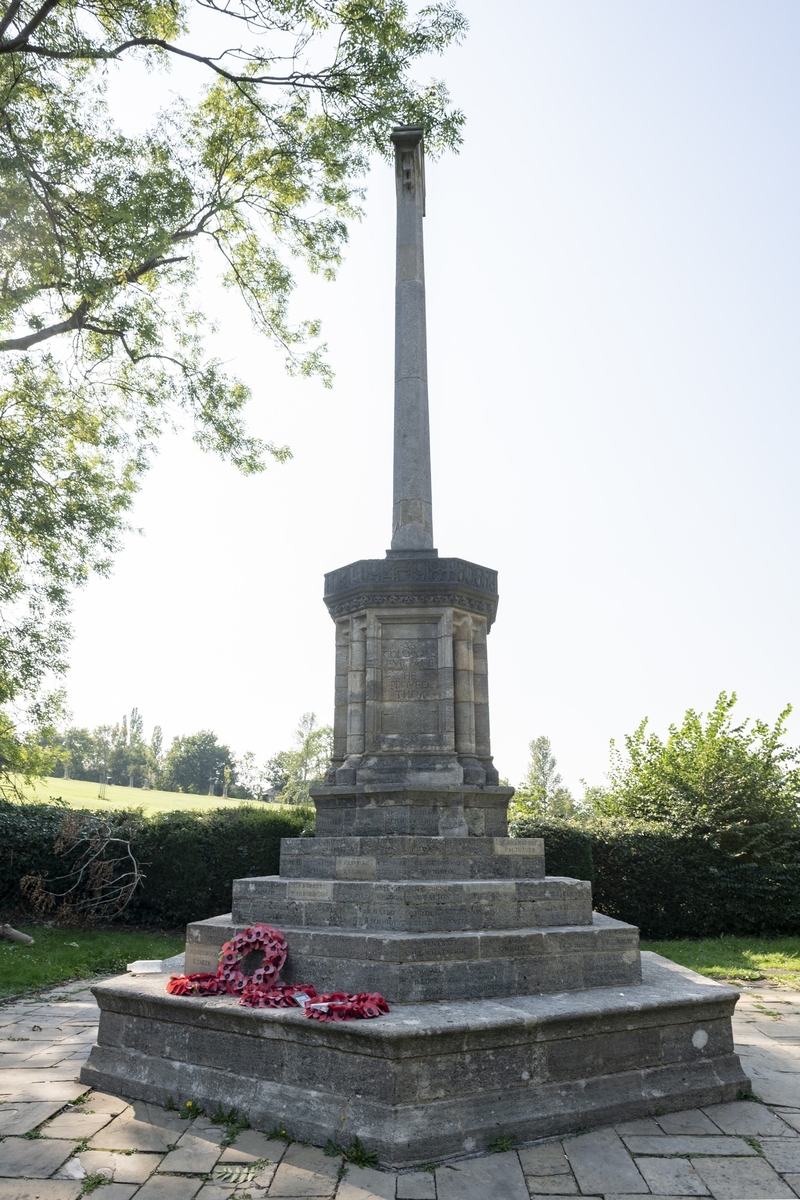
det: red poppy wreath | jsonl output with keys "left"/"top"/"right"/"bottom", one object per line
{"left": 166, "top": 922, "right": 388, "bottom": 1022}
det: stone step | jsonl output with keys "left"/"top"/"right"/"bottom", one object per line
{"left": 81, "top": 952, "right": 748, "bottom": 1168}
{"left": 231, "top": 874, "right": 592, "bottom": 932}
{"left": 184, "top": 911, "right": 640, "bottom": 1001}
{"left": 280, "top": 835, "right": 545, "bottom": 880}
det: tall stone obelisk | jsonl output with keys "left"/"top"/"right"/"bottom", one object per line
{"left": 390, "top": 126, "right": 434, "bottom": 554}
{"left": 83, "top": 126, "right": 749, "bottom": 1170}
{"left": 313, "top": 125, "right": 511, "bottom": 837}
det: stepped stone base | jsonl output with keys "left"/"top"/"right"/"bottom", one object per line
{"left": 310, "top": 785, "right": 515, "bottom": 838}
{"left": 185, "top": 911, "right": 641, "bottom": 1003}
{"left": 81, "top": 953, "right": 750, "bottom": 1168}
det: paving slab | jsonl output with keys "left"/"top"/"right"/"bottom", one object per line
{"left": 655, "top": 1111, "right": 720, "bottom": 1137}
{"left": 757, "top": 1137, "right": 800, "bottom": 1171}
{"left": 621, "top": 1136, "right": 756, "bottom": 1157}
{"left": 781, "top": 1174, "right": 800, "bottom": 1196}
{"left": 267, "top": 1141, "right": 340, "bottom": 1197}
{"left": 88, "top": 1101, "right": 187, "bottom": 1151}
{"left": 0, "top": 1183, "right": 81, "bottom": 1200}
{"left": 0, "top": 1103, "right": 63, "bottom": 1137}
{"left": 42, "top": 1110, "right": 112, "bottom": 1138}
{"left": 70, "top": 1092, "right": 129, "bottom": 1115}
{"left": 218, "top": 1128, "right": 282, "bottom": 1163}
{"left": 0, "top": 1084, "right": 87, "bottom": 1105}
{"left": 524, "top": 1175, "right": 577, "bottom": 1194}
{"left": 563, "top": 1131, "right": 647, "bottom": 1195}
{"left": 635, "top": 1156, "right": 709, "bottom": 1195}
{"left": 777, "top": 1112, "right": 800, "bottom": 1132}
{"left": 133, "top": 1175, "right": 203, "bottom": 1200}
{"left": 395, "top": 1172, "right": 435, "bottom": 1199}
{"left": 89, "top": 1187, "right": 138, "bottom": 1200}
{"left": 518, "top": 1145, "right": 572, "bottom": 1176}
{"left": 613, "top": 1120, "right": 662, "bottom": 1136}
{"left": 435, "top": 1151, "right": 529, "bottom": 1200}
{"left": 337, "top": 1164, "right": 397, "bottom": 1199}
{"left": 703, "top": 1100, "right": 794, "bottom": 1136}
{"left": 60, "top": 1150, "right": 163, "bottom": 1183}
{"left": 160, "top": 1132, "right": 224, "bottom": 1173}
{"left": 0, "top": 1138, "right": 76, "bottom": 1178}
{"left": 690, "top": 1156, "right": 795, "bottom": 1198}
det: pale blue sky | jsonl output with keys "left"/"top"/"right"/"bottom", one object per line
{"left": 64, "top": 1, "right": 800, "bottom": 791}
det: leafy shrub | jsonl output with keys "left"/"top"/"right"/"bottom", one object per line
{"left": 509, "top": 816, "right": 595, "bottom": 882}
{"left": 0, "top": 801, "right": 314, "bottom": 927}
{"left": 512, "top": 816, "right": 800, "bottom": 938}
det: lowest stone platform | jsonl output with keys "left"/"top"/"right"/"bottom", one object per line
{"left": 81, "top": 951, "right": 747, "bottom": 1168}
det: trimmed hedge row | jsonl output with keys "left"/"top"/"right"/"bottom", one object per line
{"left": 5, "top": 801, "right": 800, "bottom": 938}
{"left": 0, "top": 802, "right": 313, "bottom": 927}
{"left": 512, "top": 817, "right": 800, "bottom": 938}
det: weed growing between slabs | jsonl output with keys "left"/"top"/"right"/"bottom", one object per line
{"left": 0, "top": 925, "right": 183, "bottom": 998}
{"left": 643, "top": 936, "right": 800, "bottom": 983}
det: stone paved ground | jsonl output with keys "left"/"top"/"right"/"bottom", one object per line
{"left": 3, "top": 979, "right": 800, "bottom": 1199}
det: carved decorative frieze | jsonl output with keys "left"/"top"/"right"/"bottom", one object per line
{"left": 323, "top": 558, "right": 499, "bottom": 626}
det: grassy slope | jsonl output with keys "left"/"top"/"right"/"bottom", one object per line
{"left": 13, "top": 776, "right": 252, "bottom": 814}
{"left": 642, "top": 936, "right": 800, "bottom": 982}
{"left": 0, "top": 926, "right": 185, "bottom": 999}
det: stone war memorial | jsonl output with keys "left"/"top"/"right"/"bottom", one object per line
{"left": 81, "top": 127, "right": 749, "bottom": 1167}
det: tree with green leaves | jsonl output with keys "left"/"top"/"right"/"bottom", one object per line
{"left": 265, "top": 712, "right": 331, "bottom": 804}
{"left": 160, "top": 729, "right": 236, "bottom": 794}
{"left": 0, "top": 0, "right": 466, "bottom": 790}
{"left": 510, "top": 734, "right": 580, "bottom": 822}
{"left": 592, "top": 692, "right": 800, "bottom": 861}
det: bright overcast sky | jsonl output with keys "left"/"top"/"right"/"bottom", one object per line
{"left": 63, "top": 0, "right": 800, "bottom": 793}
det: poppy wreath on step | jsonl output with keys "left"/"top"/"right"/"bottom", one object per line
{"left": 217, "top": 924, "right": 287, "bottom": 993}
{"left": 239, "top": 982, "right": 318, "bottom": 1009}
{"left": 165, "top": 923, "right": 388, "bottom": 1019}
{"left": 166, "top": 972, "right": 226, "bottom": 996}
{"left": 304, "top": 992, "right": 390, "bottom": 1022}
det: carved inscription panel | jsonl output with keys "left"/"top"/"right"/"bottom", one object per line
{"left": 382, "top": 624, "right": 439, "bottom": 703}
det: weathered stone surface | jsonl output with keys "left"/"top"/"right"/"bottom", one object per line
{"left": 337, "top": 1164, "right": 397, "bottom": 1199}
{"left": 523, "top": 1175, "right": 576, "bottom": 1194}
{"left": 435, "top": 1150, "right": 528, "bottom": 1200}
{"left": 758, "top": 1137, "right": 800, "bottom": 1170}
{"left": 622, "top": 1135, "right": 756, "bottom": 1156}
{"left": 66, "top": 1150, "right": 162, "bottom": 1182}
{"left": 0, "top": 1184, "right": 81, "bottom": 1200}
{"left": 87, "top": 1101, "right": 184, "bottom": 1151}
{"left": 43, "top": 1111, "right": 112, "bottom": 1138}
{"left": 563, "top": 1130, "right": 647, "bottom": 1194}
{"left": 656, "top": 1108, "right": 721, "bottom": 1135}
{"left": 185, "top": 912, "right": 640, "bottom": 1003}
{"left": 267, "top": 1142, "right": 339, "bottom": 1196}
{"left": 159, "top": 1129, "right": 223, "bottom": 1173}
{"left": 0, "top": 1102, "right": 63, "bottom": 1137}
{"left": 134, "top": 1176, "right": 202, "bottom": 1200}
{"left": 396, "top": 1172, "right": 436, "bottom": 1198}
{"left": 518, "top": 1144, "right": 572, "bottom": 1176}
{"left": 0, "top": 1137, "right": 76, "bottom": 1178}
{"left": 690, "top": 1156, "right": 795, "bottom": 1198}
{"left": 635, "top": 1156, "right": 710, "bottom": 1195}
{"left": 231, "top": 874, "right": 594, "bottom": 932}
{"left": 217, "top": 1128, "right": 279, "bottom": 1163}
{"left": 81, "top": 956, "right": 748, "bottom": 1169}
{"left": 703, "top": 1100, "right": 794, "bottom": 1135}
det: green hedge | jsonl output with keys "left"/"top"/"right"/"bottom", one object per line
{"left": 512, "top": 816, "right": 800, "bottom": 938}
{"left": 0, "top": 802, "right": 313, "bottom": 927}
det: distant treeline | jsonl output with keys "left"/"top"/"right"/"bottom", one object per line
{"left": 44, "top": 710, "right": 332, "bottom": 802}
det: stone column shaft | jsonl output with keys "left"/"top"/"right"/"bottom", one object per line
{"left": 390, "top": 126, "right": 434, "bottom": 552}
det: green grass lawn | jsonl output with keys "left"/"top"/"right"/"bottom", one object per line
{"left": 0, "top": 926, "right": 185, "bottom": 999}
{"left": 9, "top": 775, "right": 255, "bottom": 814}
{"left": 642, "top": 936, "right": 800, "bottom": 983}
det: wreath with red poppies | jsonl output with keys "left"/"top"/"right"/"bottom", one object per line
{"left": 166, "top": 923, "right": 388, "bottom": 1021}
